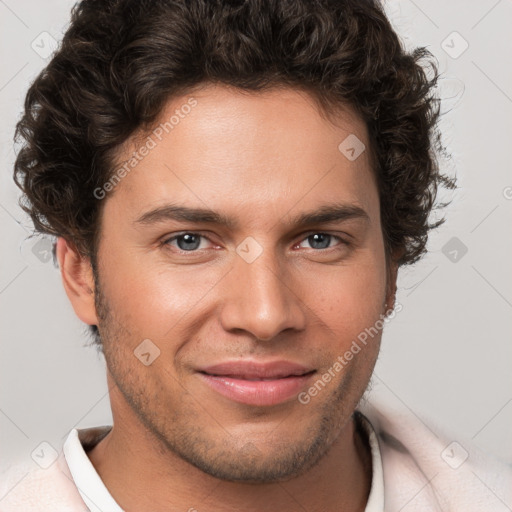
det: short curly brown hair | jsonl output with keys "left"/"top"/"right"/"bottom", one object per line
{"left": 14, "top": 0, "right": 454, "bottom": 267}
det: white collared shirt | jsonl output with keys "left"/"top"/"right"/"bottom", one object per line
{"left": 5, "top": 399, "right": 507, "bottom": 511}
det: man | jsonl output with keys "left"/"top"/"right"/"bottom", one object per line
{"left": 1, "top": 0, "right": 510, "bottom": 511}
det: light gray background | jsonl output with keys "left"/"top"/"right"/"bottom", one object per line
{"left": 1, "top": 0, "right": 511, "bottom": 473}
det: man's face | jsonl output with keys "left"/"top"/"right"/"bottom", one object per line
{"left": 93, "top": 84, "right": 393, "bottom": 482}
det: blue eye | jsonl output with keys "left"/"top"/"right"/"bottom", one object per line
{"left": 298, "top": 233, "right": 344, "bottom": 250}
{"left": 164, "top": 233, "right": 208, "bottom": 251}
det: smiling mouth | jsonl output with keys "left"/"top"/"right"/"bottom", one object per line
{"left": 199, "top": 371, "right": 315, "bottom": 379}
{"left": 196, "top": 365, "right": 316, "bottom": 407}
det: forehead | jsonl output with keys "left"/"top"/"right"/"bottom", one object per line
{"left": 105, "top": 84, "right": 378, "bottom": 227}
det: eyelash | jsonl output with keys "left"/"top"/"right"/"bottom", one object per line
{"left": 161, "top": 231, "right": 350, "bottom": 254}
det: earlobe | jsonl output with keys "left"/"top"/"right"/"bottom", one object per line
{"left": 384, "top": 252, "right": 401, "bottom": 313}
{"left": 385, "top": 280, "right": 397, "bottom": 313}
{"left": 56, "top": 237, "right": 99, "bottom": 326}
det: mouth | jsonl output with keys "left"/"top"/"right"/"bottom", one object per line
{"left": 196, "top": 360, "right": 316, "bottom": 407}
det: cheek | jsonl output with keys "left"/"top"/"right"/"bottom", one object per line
{"left": 99, "top": 249, "right": 229, "bottom": 337}
{"left": 304, "top": 259, "right": 387, "bottom": 380}
{"left": 307, "top": 264, "right": 386, "bottom": 387}
{"left": 312, "top": 258, "right": 387, "bottom": 327}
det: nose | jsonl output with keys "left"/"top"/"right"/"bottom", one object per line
{"left": 219, "top": 249, "right": 307, "bottom": 341}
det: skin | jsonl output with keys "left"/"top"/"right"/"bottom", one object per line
{"left": 57, "top": 84, "right": 398, "bottom": 512}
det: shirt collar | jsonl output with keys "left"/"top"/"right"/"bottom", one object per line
{"left": 356, "top": 410, "right": 385, "bottom": 511}
{"left": 63, "top": 426, "right": 123, "bottom": 512}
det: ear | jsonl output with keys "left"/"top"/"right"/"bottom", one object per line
{"left": 56, "top": 237, "right": 98, "bottom": 326}
{"left": 384, "top": 249, "right": 402, "bottom": 313}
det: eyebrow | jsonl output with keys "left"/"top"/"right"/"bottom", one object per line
{"left": 135, "top": 202, "right": 370, "bottom": 229}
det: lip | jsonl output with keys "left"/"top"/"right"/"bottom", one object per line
{"left": 196, "top": 360, "right": 316, "bottom": 406}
